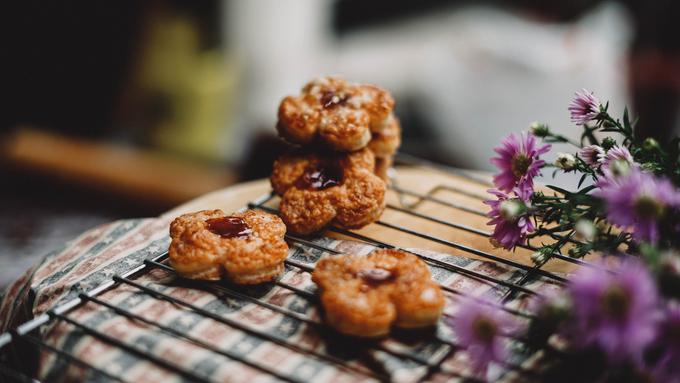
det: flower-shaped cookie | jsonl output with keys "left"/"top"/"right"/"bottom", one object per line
{"left": 367, "top": 114, "right": 401, "bottom": 159}
{"left": 312, "top": 249, "right": 445, "bottom": 337}
{"left": 169, "top": 209, "right": 288, "bottom": 284}
{"left": 374, "top": 156, "right": 393, "bottom": 181}
{"left": 368, "top": 114, "right": 401, "bottom": 181}
{"left": 277, "top": 76, "right": 396, "bottom": 151}
{"left": 270, "top": 147, "right": 386, "bottom": 235}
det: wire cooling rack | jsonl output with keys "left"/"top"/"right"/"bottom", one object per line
{"left": 0, "top": 154, "right": 598, "bottom": 382}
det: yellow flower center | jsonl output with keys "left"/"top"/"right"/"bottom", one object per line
{"left": 472, "top": 315, "right": 498, "bottom": 343}
{"left": 511, "top": 154, "right": 531, "bottom": 178}
{"left": 499, "top": 199, "right": 527, "bottom": 221}
{"left": 601, "top": 283, "right": 630, "bottom": 319}
{"left": 634, "top": 195, "right": 665, "bottom": 220}
{"left": 609, "top": 159, "right": 631, "bottom": 178}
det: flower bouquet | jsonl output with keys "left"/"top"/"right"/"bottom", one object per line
{"left": 448, "top": 90, "right": 680, "bottom": 382}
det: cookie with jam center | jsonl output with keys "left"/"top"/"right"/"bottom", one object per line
{"left": 169, "top": 209, "right": 288, "bottom": 284}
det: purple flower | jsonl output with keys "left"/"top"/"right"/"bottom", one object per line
{"left": 597, "top": 168, "right": 680, "bottom": 243}
{"left": 600, "top": 146, "right": 635, "bottom": 173}
{"left": 485, "top": 188, "right": 535, "bottom": 250}
{"left": 579, "top": 145, "right": 605, "bottom": 168}
{"left": 567, "top": 260, "right": 658, "bottom": 364}
{"left": 649, "top": 304, "right": 680, "bottom": 383}
{"left": 598, "top": 146, "right": 639, "bottom": 183}
{"left": 448, "top": 297, "right": 517, "bottom": 375}
{"left": 569, "top": 89, "right": 601, "bottom": 125}
{"left": 490, "top": 133, "right": 550, "bottom": 194}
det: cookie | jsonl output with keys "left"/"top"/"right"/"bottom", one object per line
{"left": 367, "top": 114, "right": 401, "bottom": 158}
{"left": 271, "top": 147, "right": 386, "bottom": 235}
{"left": 169, "top": 209, "right": 288, "bottom": 284}
{"left": 277, "top": 76, "right": 396, "bottom": 152}
{"left": 374, "top": 156, "right": 393, "bottom": 182}
{"left": 312, "top": 249, "right": 445, "bottom": 337}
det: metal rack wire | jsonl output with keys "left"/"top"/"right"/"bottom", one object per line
{"left": 0, "top": 155, "right": 595, "bottom": 382}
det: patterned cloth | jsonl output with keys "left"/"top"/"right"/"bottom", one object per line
{"left": 0, "top": 218, "right": 563, "bottom": 382}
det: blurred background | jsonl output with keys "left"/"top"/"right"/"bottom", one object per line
{"left": 1, "top": 0, "right": 679, "bottom": 286}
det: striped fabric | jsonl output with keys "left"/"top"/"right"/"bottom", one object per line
{"left": 0, "top": 218, "right": 562, "bottom": 382}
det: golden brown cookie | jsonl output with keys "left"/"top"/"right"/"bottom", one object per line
{"left": 374, "top": 156, "right": 393, "bottom": 182}
{"left": 271, "top": 148, "right": 386, "bottom": 235}
{"left": 169, "top": 209, "right": 288, "bottom": 284}
{"left": 367, "top": 114, "right": 401, "bottom": 158}
{"left": 368, "top": 114, "right": 400, "bottom": 181}
{"left": 277, "top": 76, "right": 396, "bottom": 152}
{"left": 312, "top": 249, "right": 445, "bottom": 337}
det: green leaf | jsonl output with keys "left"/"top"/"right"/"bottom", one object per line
{"left": 546, "top": 185, "right": 571, "bottom": 196}
{"left": 578, "top": 185, "right": 597, "bottom": 194}
{"left": 623, "top": 107, "right": 632, "bottom": 135}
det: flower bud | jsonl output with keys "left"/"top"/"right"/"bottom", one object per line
{"left": 554, "top": 153, "right": 576, "bottom": 171}
{"left": 640, "top": 162, "right": 657, "bottom": 172}
{"left": 531, "top": 251, "right": 549, "bottom": 265}
{"left": 601, "top": 137, "right": 617, "bottom": 150}
{"left": 643, "top": 137, "right": 660, "bottom": 151}
{"left": 542, "top": 294, "right": 571, "bottom": 315}
{"left": 529, "top": 122, "right": 550, "bottom": 137}
{"left": 574, "top": 219, "right": 596, "bottom": 242}
{"left": 568, "top": 247, "right": 580, "bottom": 258}
{"left": 499, "top": 199, "right": 526, "bottom": 220}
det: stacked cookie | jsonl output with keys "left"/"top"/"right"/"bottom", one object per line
{"left": 276, "top": 76, "right": 401, "bottom": 178}
{"left": 166, "top": 79, "right": 443, "bottom": 338}
{"left": 272, "top": 76, "right": 401, "bottom": 234}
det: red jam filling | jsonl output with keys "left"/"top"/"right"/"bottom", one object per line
{"left": 205, "top": 216, "right": 252, "bottom": 238}
{"left": 320, "top": 91, "right": 349, "bottom": 109}
{"left": 295, "top": 163, "right": 343, "bottom": 190}
{"left": 358, "top": 268, "right": 393, "bottom": 283}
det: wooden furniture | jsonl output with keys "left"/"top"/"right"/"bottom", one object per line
{"left": 2, "top": 127, "right": 235, "bottom": 207}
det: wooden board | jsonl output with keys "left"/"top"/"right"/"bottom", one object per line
{"left": 165, "top": 165, "right": 584, "bottom": 273}
{"left": 2, "top": 127, "right": 235, "bottom": 206}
